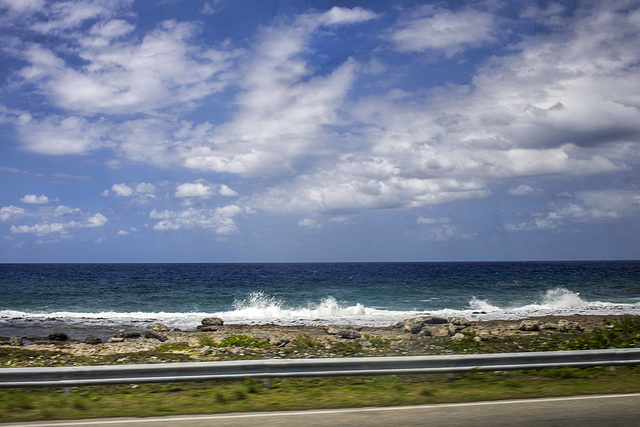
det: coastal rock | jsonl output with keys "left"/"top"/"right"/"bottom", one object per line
{"left": 85, "top": 337, "right": 102, "bottom": 345}
{"left": 144, "top": 329, "right": 168, "bottom": 342}
{"left": 541, "top": 322, "right": 558, "bottom": 330}
{"left": 273, "top": 338, "right": 290, "bottom": 347}
{"left": 201, "top": 317, "right": 224, "bottom": 327}
{"left": 451, "top": 333, "right": 466, "bottom": 341}
{"left": 557, "top": 319, "right": 583, "bottom": 332}
{"left": 108, "top": 337, "right": 125, "bottom": 343}
{"left": 9, "top": 336, "right": 23, "bottom": 346}
{"left": 197, "top": 325, "right": 219, "bottom": 332}
{"left": 326, "top": 325, "right": 341, "bottom": 335}
{"left": 337, "top": 329, "right": 361, "bottom": 340}
{"left": 448, "top": 317, "right": 471, "bottom": 327}
{"left": 48, "top": 333, "right": 68, "bottom": 341}
{"left": 148, "top": 323, "right": 170, "bottom": 332}
{"left": 114, "top": 332, "right": 141, "bottom": 339}
{"left": 397, "top": 316, "right": 449, "bottom": 334}
{"left": 144, "top": 323, "right": 169, "bottom": 341}
{"left": 519, "top": 320, "right": 541, "bottom": 331}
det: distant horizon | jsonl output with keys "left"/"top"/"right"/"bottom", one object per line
{"left": 2, "top": 1, "right": 640, "bottom": 263}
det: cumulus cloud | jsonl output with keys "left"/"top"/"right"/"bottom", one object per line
{"left": 505, "top": 200, "right": 619, "bottom": 232}
{"left": 8, "top": 208, "right": 107, "bottom": 235}
{"left": 175, "top": 182, "right": 214, "bottom": 198}
{"left": 20, "top": 194, "right": 52, "bottom": 204}
{"left": 0, "top": 206, "right": 25, "bottom": 222}
{"left": 111, "top": 183, "right": 134, "bottom": 197}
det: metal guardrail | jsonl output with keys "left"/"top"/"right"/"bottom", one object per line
{"left": 2, "top": 348, "right": 640, "bottom": 388}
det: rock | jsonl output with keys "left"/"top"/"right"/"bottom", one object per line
{"left": 273, "top": 338, "right": 290, "bottom": 347}
{"left": 541, "top": 322, "right": 558, "bottom": 330}
{"left": 447, "top": 318, "right": 470, "bottom": 335}
{"left": 557, "top": 319, "right": 583, "bottom": 332}
{"left": 148, "top": 323, "right": 170, "bottom": 332}
{"left": 144, "top": 329, "right": 168, "bottom": 342}
{"left": 424, "top": 316, "right": 449, "bottom": 325}
{"left": 201, "top": 317, "right": 224, "bottom": 327}
{"left": 9, "top": 336, "right": 22, "bottom": 346}
{"left": 48, "top": 333, "right": 69, "bottom": 341}
{"left": 199, "top": 346, "right": 214, "bottom": 356}
{"left": 423, "top": 325, "right": 450, "bottom": 337}
{"left": 448, "top": 317, "right": 471, "bottom": 327}
{"left": 326, "top": 325, "right": 341, "bottom": 335}
{"left": 398, "top": 316, "right": 446, "bottom": 334}
{"left": 85, "top": 337, "right": 102, "bottom": 345}
{"left": 519, "top": 320, "right": 540, "bottom": 331}
{"left": 108, "top": 337, "right": 125, "bottom": 343}
{"left": 196, "top": 325, "right": 219, "bottom": 332}
{"left": 114, "top": 332, "right": 141, "bottom": 339}
{"left": 337, "top": 329, "right": 361, "bottom": 340}
{"left": 451, "top": 333, "right": 466, "bottom": 341}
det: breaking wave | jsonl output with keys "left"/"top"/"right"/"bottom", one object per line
{"left": 1, "top": 289, "right": 639, "bottom": 333}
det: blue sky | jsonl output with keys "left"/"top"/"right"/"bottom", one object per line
{"left": 1, "top": 0, "right": 640, "bottom": 262}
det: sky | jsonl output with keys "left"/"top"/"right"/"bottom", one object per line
{"left": 0, "top": 0, "right": 639, "bottom": 263}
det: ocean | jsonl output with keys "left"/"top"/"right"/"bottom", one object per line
{"left": 1, "top": 261, "right": 640, "bottom": 340}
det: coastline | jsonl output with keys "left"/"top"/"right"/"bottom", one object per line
{"left": 0, "top": 314, "right": 630, "bottom": 363}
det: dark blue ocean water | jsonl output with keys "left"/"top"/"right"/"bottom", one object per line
{"left": 1, "top": 262, "right": 640, "bottom": 337}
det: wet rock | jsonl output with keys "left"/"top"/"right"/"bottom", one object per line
{"left": 9, "top": 336, "right": 22, "bottom": 346}
{"left": 85, "top": 337, "right": 102, "bottom": 345}
{"left": 48, "top": 333, "right": 69, "bottom": 341}
{"left": 519, "top": 320, "right": 541, "bottom": 331}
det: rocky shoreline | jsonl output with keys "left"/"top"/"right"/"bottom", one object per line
{"left": 0, "top": 314, "right": 623, "bottom": 362}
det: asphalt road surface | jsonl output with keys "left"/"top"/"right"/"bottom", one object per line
{"left": 6, "top": 393, "right": 640, "bottom": 427}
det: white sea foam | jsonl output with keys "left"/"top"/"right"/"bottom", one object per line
{"left": 1, "top": 288, "right": 639, "bottom": 331}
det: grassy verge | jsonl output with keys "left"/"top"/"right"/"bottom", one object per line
{"left": 1, "top": 367, "right": 640, "bottom": 422}
{"left": 1, "top": 315, "right": 639, "bottom": 422}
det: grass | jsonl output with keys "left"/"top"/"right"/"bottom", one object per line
{"left": 1, "top": 367, "right": 640, "bottom": 422}
{"left": 1, "top": 315, "right": 640, "bottom": 422}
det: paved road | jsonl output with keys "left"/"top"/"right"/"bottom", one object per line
{"left": 6, "top": 393, "right": 640, "bottom": 427}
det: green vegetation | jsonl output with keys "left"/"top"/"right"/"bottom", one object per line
{"left": 1, "top": 367, "right": 640, "bottom": 422}
{"left": 1, "top": 316, "right": 639, "bottom": 422}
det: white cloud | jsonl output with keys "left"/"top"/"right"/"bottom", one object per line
{"left": 179, "top": 7, "right": 374, "bottom": 176}
{"left": 117, "top": 230, "right": 129, "bottom": 235}
{"left": 505, "top": 200, "right": 620, "bottom": 232}
{"left": 0, "top": 206, "right": 25, "bottom": 222}
{"left": 508, "top": 185, "right": 542, "bottom": 196}
{"left": 9, "top": 211, "right": 107, "bottom": 235}
{"left": 298, "top": 218, "right": 323, "bottom": 229}
{"left": 175, "top": 182, "right": 213, "bottom": 198}
{"left": 53, "top": 205, "right": 81, "bottom": 216}
{"left": 219, "top": 184, "right": 238, "bottom": 197}
{"left": 136, "top": 183, "right": 156, "bottom": 194}
{"left": 111, "top": 183, "right": 134, "bottom": 197}
{"left": 151, "top": 205, "right": 244, "bottom": 235}
{"left": 20, "top": 194, "right": 51, "bottom": 204}
{"left": 85, "top": 213, "right": 108, "bottom": 227}
{"left": 417, "top": 217, "right": 450, "bottom": 225}
{"left": 390, "top": 6, "right": 496, "bottom": 56}
{"left": 319, "top": 6, "right": 378, "bottom": 25}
